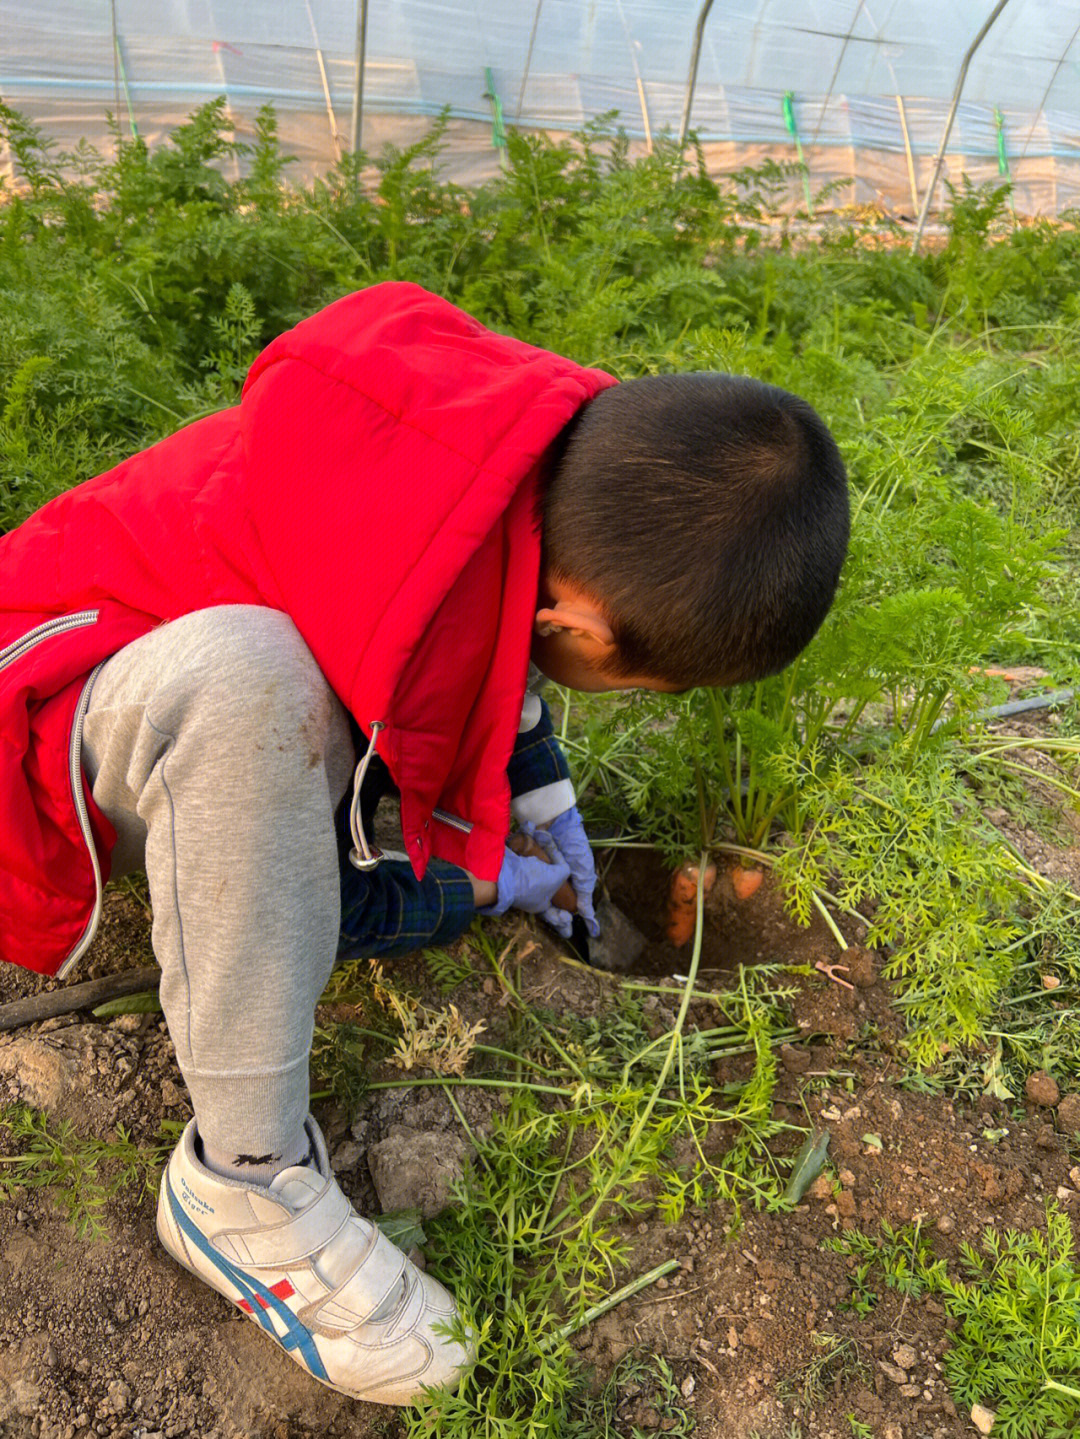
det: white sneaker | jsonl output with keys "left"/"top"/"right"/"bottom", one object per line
{"left": 156, "top": 1116, "right": 473, "bottom": 1405}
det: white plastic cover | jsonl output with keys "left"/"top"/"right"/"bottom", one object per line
{"left": 2, "top": 1, "right": 1078, "bottom": 213}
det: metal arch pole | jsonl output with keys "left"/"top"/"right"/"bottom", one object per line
{"left": 516, "top": 0, "right": 544, "bottom": 119}
{"left": 615, "top": 0, "right": 653, "bottom": 152}
{"left": 305, "top": 0, "right": 343, "bottom": 161}
{"left": 911, "top": 0, "right": 1012, "bottom": 254}
{"left": 350, "top": 0, "right": 369, "bottom": 155}
{"left": 110, "top": 0, "right": 121, "bottom": 133}
{"left": 679, "top": 0, "right": 716, "bottom": 147}
{"left": 895, "top": 94, "right": 920, "bottom": 216}
{"left": 811, "top": 0, "right": 866, "bottom": 144}
{"left": 1018, "top": 17, "right": 1080, "bottom": 159}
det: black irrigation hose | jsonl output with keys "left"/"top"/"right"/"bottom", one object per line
{"left": 931, "top": 688, "right": 1076, "bottom": 734}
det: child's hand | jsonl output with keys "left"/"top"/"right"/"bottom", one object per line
{"left": 539, "top": 807, "right": 599, "bottom": 938}
{"left": 479, "top": 837, "right": 571, "bottom": 916}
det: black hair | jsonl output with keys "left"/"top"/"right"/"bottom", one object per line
{"left": 542, "top": 372, "right": 850, "bottom": 687}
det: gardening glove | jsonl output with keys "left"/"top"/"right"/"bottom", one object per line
{"left": 537, "top": 807, "right": 600, "bottom": 940}
{"left": 479, "top": 834, "right": 571, "bottom": 917}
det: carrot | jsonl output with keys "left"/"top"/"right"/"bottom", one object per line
{"left": 665, "top": 861, "right": 717, "bottom": 947}
{"left": 731, "top": 864, "right": 764, "bottom": 901}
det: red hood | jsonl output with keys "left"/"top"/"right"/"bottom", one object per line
{"left": 0, "top": 282, "right": 617, "bottom": 972}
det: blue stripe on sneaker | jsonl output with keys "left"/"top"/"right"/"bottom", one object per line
{"left": 165, "top": 1172, "right": 330, "bottom": 1382}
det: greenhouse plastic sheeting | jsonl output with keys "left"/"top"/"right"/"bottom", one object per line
{"left": 2, "top": 1, "right": 1079, "bottom": 214}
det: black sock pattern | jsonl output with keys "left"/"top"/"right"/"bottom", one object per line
{"left": 193, "top": 1128, "right": 315, "bottom": 1173}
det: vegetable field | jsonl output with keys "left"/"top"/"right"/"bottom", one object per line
{"left": 4, "top": 103, "right": 1080, "bottom": 1439}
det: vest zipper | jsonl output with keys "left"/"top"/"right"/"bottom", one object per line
{"left": 56, "top": 662, "right": 107, "bottom": 980}
{"left": 0, "top": 609, "right": 100, "bottom": 675}
{"left": 433, "top": 808, "right": 472, "bottom": 835}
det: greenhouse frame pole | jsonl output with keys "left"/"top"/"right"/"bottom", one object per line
{"left": 1018, "top": 16, "right": 1080, "bottom": 159}
{"left": 350, "top": 0, "right": 369, "bottom": 156}
{"left": 516, "top": 0, "right": 544, "bottom": 118}
{"left": 811, "top": 0, "right": 866, "bottom": 143}
{"left": 911, "top": 0, "right": 1012, "bottom": 253}
{"left": 305, "top": 0, "right": 343, "bottom": 160}
{"left": 615, "top": 0, "right": 653, "bottom": 152}
{"left": 679, "top": 0, "right": 716, "bottom": 146}
{"left": 895, "top": 95, "right": 920, "bottom": 216}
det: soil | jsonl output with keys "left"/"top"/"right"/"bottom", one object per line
{"left": 2, "top": 704, "right": 1080, "bottom": 1439}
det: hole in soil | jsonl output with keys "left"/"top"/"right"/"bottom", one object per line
{"left": 603, "top": 846, "right": 839, "bottom": 977}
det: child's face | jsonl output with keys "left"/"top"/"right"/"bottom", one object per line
{"left": 531, "top": 576, "right": 687, "bottom": 694}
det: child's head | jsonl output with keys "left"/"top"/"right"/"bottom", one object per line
{"left": 532, "top": 372, "right": 850, "bottom": 693}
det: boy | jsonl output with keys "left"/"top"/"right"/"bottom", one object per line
{"left": 0, "top": 282, "right": 849, "bottom": 1405}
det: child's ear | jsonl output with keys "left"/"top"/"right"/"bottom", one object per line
{"left": 533, "top": 602, "right": 615, "bottom": 647}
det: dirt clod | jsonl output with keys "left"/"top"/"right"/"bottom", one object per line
{"left": 1025, "top": 1070, "right": 1061, "bottom": 1108}
{"left": 779, "top": 1043, "right": 813, "bottom": 1074}
{"left": 842, "top": 946, "right": 877, "bottom": 988}
{"left": 1057, "top": 1092, "right": 1080, "bottom": 1133}
{"left": 367, "top": 1123, "right": 469, "bottom": 1218}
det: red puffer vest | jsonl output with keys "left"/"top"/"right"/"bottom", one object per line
{"left": 0, "top": 282, "right": 616, "bottom": 976}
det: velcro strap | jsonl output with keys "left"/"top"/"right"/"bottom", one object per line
{"left": 231, "top": 1180, "right": 353, "bottom": 1268}
{"left": 303, "top": 1225, "right": 409, "bottom": 1331}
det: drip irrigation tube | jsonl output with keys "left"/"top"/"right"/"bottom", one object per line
{"left": 931, "top": 688, "right": 1076, "bottom": 734}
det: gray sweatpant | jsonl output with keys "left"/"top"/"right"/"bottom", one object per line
{"left": 80, "top": 606, "right": 356, "bottom": 1159}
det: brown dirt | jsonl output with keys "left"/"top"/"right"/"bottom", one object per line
{"left": 3, "top": 703, "right": 1080, "bottom": 1438}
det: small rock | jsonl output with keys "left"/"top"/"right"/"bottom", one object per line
{"left": 330, "top": 1139, "right": 362, "bottom": 1173}
{"left": 879, "top": 1361, "right": 909, "bottom": 1385}
{"left": 936, "top": 1214, "right": 955, "bottom": 1234}
{"left": 893, "top": 1342, "right": 917, "bottom": 1370}
{"left": 106, "top": 1381, "right": 130, "bottom": 1416}
{"left": 112, "top": 1013, "right": 145, "bottom": 1035}
{"left": 808, "top": 1175, "right": 833, "bottom": 1201}
{"left": 1057, "top": 1093, "right": 1080, "bottom": 1134}
{"left": 160, "top": 1079, "right": 187, "bottom": 1109}
{"left": 741, "top": 1322, "right": 767, "bottom": 1350}
{"left": 0, "top": 1034, "right": 80, "bottom": 1111}
{"left": 0, "top": 1378, "right": 41, "bottom": 1420}
{"left": 971, "top": 1402, "right": 996, "bottom": 1434}
{"left": 1026, "top": 1071, "right": 1060, "bottom": 1108}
